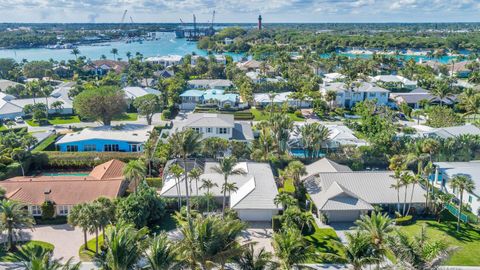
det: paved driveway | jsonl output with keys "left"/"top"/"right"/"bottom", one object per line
{"left": 328, "top": 222, "right": 355, "bottom": 244}
{"left": 239, "top": 222, "right": 274, "bottom": 253}
{"left": 18, "top": 224, "right": 93, "bottom": 261}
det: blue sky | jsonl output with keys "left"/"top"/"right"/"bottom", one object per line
{"left": 2, "top": 0, "right": 480, "bottom": 23}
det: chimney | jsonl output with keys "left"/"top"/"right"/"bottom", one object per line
{"left": 44, "top": 188, "right": 52, "bottom": 202}
{"left": 258, "top": 15, "right": 262, "bottom": 30}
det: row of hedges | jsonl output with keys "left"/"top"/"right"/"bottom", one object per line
{"left": 233, "top": 111, "right": 254, "bottom": 120}
{"left": 37, "top": 151, "right": 142, "bottom": 169}
{"left": 146, "top": 177, "right": 162, "bottom": 188}
{"left": 394, "top": 215, "right": 413, "bottom": 226}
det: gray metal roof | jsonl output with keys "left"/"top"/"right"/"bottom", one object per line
{"left": 434, "top": 161, "right": 480, "bottom": 196}
{"left": 322, "top": 82, "right": 389, "bottom": 93}
{"left": 181, "top": 113, "right": 235, "bottom": 128}
{"left": 232, "top": 122, "right": 254, "bottom": 141}
{"left": 302, "top": 158, "right": 352, "bottom": 181}
{"left": 305, "top": 171, "right": 426, "bottom": 211}
{"left": 316, "top": 181, "right": 374, "bottom": 211}
{"left": 160, "top": 161, "right": 280, "bottom": 210}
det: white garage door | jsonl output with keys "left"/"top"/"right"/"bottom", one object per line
{"left": 237, "top": 209, "right": 276, "bottom": 221}
{"left": 326, "top": 210, "right": 361, "bottom": 222}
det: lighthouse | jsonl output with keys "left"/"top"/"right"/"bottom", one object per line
{"left": 258, "top": 15, "right": 262, "bottom": 30}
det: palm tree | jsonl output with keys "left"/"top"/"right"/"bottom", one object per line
{"left": 406, "top": 174, "right": 422, "bottom": 216}
{"left": 145, "top": 233, "right": 178, "bottom": 270}
{"left": 126, "top": 51, "right": 132, "bottom": 61}
{"left": 93, "top": 197, "right": 116, "bottom": 240}
{"left": 68, "top": 203, "right": 91, "bottom": 251}
{"left": 295, "top": 122, "right": 331, "bottom": 159}
{"left": 188, "top": 167, "right": 202, "bottom": 196}
{"left": 95, "top": 223, "right": 149, "bottom": 270}
{"left": 323, "top": 231, "right": 380, "bottom": 270}
{"left": 111, "top": 48, "right": 119, "bottom": 60}
{"left": 0, "top": 200, "right": 35, "bottom": 251}
{"left": 200, "top": 178, "right": 218, "bottom": 212}
{"left": 123, "top": 159, "right": 146, "bottom": 193}
{"left": 459, "top": 93, "right": 480, "bottom": 122}
{"left": 71, "top": 48, "right": 80, "bottom": 60}
{"left": 274, "top": 192, "right": 297, "bottom": 211}
{"left": 222, "top": 182, "right": 239, "bottom": 201}
{"left": 11, "top": 244, "right": 81, "bottom": 270}
{"left": 449, "top": 174, "right": 476, "bottom": 231}
{"left": 25, "top": 81, "right": 40, "bottom": 104}
{"left": 169, "top": 164, "right": 184, "bottom": 209}
{"left": 429, "top": 80, "right": 454, "bottom": 106}
{"left": 234, "top": 243, "right": 276, "bottom": 270}
{"left": 170, "top": 129, "right": 202, "bottom": 218}
{"left": 212, "top": 156, "right": 247, "bottom": 216}
{"left": 272, "top": 228, "right": 314, "bottom": 270}
{"left": 40, "top": 83, "right": 54, "bottom": 119}
{"left": 177, "top": 215, "right": 246, "bottom": 269}
{"left": 354, "top": 212, "right": 394, "bottom": 263}
{"left": 269, "top": 113, "right": 293, "bottom": 154}
{"left": 325, "top": 90, "right": 337, "bottom": 110}
{"left": 388, "top": 226, "right": 457, "bottom": 270}
{"left": 283, "top": 160, "right": 307, "bottom": 187}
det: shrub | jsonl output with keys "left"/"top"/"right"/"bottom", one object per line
{"left": 272, "top": 215, "right": 282, "bottom": 232}
{"left": 146, "top": 177, "right": 162, "bottom": 188}
{"left": 162, "top": 108, "right": 172, "bottom": 120}
{"left": 294, "top": 110, "right": 303, "bottom": 118}
{"left": 394, "top": 215, "right": 413, "bottom": 226}
{"left": 37, "top": 151, "right": 141, "bottom": 170}
{"left": 41, "top": 201, "right": 55, "bottom": 220}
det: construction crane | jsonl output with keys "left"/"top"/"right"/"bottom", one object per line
{"left": 130, "top": 16, "right": 134, "bottom": 23}
{"left": 120, "top": 10, "right": 128, "bottom": 24}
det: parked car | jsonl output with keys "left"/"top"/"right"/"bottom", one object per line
{"left": 15, "top": 116, "right": 24, "bottom": 123}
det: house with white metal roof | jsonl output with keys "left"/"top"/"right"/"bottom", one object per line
{"left": 0, "top": 79, "right": 21, "bottom": 92}
{"left": 322, "top": 73, "right": 345, "bottom": 83}
{"left": 371, "top": 75, "right": 417, "bottom": 90}
{"left": 320, "top": 81, "right": 389, "bottom": 108}
{"left": 412, "top": 124, "right": 480, "bottom": 139}
{"left": 55, "top": 124, "right": 153, "bottom": 152}
{"left": 304, "top": 163, "right": 426, "bottom": 222}
{"left": 179, "top": 89, "right": 240, "bottom": 110}
{"left": 253, "top": 92, "right": 311, "bottom": 108}
{"left": 123, "top": 86, "right": 161, "bottom": 100}
{"left": 173, "top": 113, "right": 253, "bottom": 141}
{"left": 187, "top": 79, "right": 233, "bottom": 90}
{"left": 145, "top": 55, "right": 183, "bottom": 67}
{"left": 160, "top": 160, "right": 280, "bottom": 221}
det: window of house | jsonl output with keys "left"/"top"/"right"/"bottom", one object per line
{"left": 130, "top": 144, "right": 140, "bottom": 152}
{"left": 218, "top": 128, "right": 228, "bottom": 134}
{"left": 369, "top": 93, "right": 376, "bottom": 97}
{"left": 66, "top": 145, "right": 78, "bottom": 152}
{"left": 469, "top": 195, "right": 473, "bottom": 204}
{"left": 381, "top": 93, "right": 387, "bottom": 97}
{"left": 58, "top": 205, "right": 70, "bottom": 216}
{"left": 104, "top": 144, "right": 120, "bottom": 152}
{"left": 206, "top": 127, "right": 212, "bottom": 133}
{"left": 192, "top": 127, "right": 201, "bottom": 133}
{"left": 31, "top": 205, "right": 42, "bottom": 216}
{"left": 83, "top": 144, "right": 96, "bottom": 151}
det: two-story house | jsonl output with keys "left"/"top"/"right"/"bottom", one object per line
{"left": 320, "top": 81, "right": 390, "bottom": 108}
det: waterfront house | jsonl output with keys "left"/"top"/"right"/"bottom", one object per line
{"left": 371, "top": 75, "right": 417, "bottom": 90}
{"left": 191, "top": 55, "right": 227, "bottom": 66}
{"left": 447, "top": 61, "right": 472, "bottom": 78}
{"left": 253, "top": 92, "right": 311, "bottom": 108}
{"left": 0, "top": 160, "right": 127, "bottom": 217}
{"left": 174, "top": 113, "right": 253, "bottom": 141}
{"left": 83, "top": 60, "right": 128, "bottom": 76}
{"left": 179, "top": 89, "right": 241, "bottom": 110}
{"left": 55, "top": 124, "right": 154, "bottom": 152}
{"left": 160, "top": 160, "right": 280, "bottom": 221}
{"left": 145, "top": 55, "right": 183, "bottom": 67}
{"left": 187, "top": 79, "right": 233, "bottom": 90}
{"left": 433, "top": 161, "right": 480, "bottom": 216}
{"left": 236, "top": 60, "right": 274, "bottom": 74}
{"left": 246, "top": 71, "right": 286, "bottom": 84}
{"left": 320, "top": 81, "right": 390, "bottom": 108}
{"left": 304, "top": 161, "right": 426, "bottom": 222}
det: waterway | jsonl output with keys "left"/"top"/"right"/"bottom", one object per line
{"left": 333, "top": 53, "right": 458, "bottom": 64}
{"left": 0, "top": 32, "right": 245, "bottom": 62}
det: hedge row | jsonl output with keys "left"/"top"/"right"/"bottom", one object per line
{"left": 37, "top": 151, "right": 142, "bottom": 169}
{"left": 233, "top": 111, "right": 254, "bottom": 120}
{"left": 146, "top": 177, "right": 162, "bottom": 188}
{"left": 394, "top": 215, "right": 413, "bottom": 226}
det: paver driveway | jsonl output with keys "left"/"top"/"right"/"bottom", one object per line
{"left": 239, "top": 222, "right": 274, "bottom": 253}
{"left": 18, "top": 224, "right": 93, "bottom": 261}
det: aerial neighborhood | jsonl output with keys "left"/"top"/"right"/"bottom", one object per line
{"left": 0, "top": 18, "right": 479, "bottom": 270}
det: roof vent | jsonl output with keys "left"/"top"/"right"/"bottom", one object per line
{"left": 44, "top": 188, "right": 51, "bottom": 194}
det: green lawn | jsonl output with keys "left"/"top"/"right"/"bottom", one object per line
{"left": 32, "top": 134, "right": 59, "bottom": 152}
{"left": 0, "top": 241, "right": 54, "bottom": 261}
{"left": 49, "top": 115, "right": 82, "bottom": 125}
{"left": 304, "top": 223, "right": 343, "bottom": 263}
{"left": 0, "top": 125, "right": 6, "bottom": 131}
{"left": 79, "top": 235, "right": 103, "bottom": 261}
{"left": 399, "top": 219, "right": 480, "bottom": 266}
{"left": 113, "top": 113, "right": 138, "bottom": 121}
{"left": 279, "top": 178, "right": 295, "bottom": 193}
{"left": 250, "top": 108, "right": 305, "bottom": 122}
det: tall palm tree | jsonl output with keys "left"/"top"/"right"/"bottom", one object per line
{"left": 283, "top": 160, "right": 307, "bottom": 187}
{"left": 449, "top": 174, "right": 476, "bottom": 231}
{"left": 200, "top": 178, "right": 218, "bottom": 212}
{"left": 269, "top": 113, "right": 293, "bottom": 154}
{"left": 188, "top": 167, "right": 202, "bottom": 196}
{"left": 212, "top": 157, "right": 247, "bottom": 216}
{"left": 323, "top": 231, "right": 380, "bottom": 270}
{"left": 68, "top": 203, "right": 91, "bottom": 251}
{"left": 233, "top": 243, "right": 276, "bottom": 270}
{"left": 272, "top": 228, "right": 314, "bottom": 270}
{"left": 325, "top": 90, "right": 337, "bottom": 110}
{"left": 406, "top": 174, "right": 422, "bottom": 216}
{"left": 354, "top": 212, "right": 394, "bottom": 264}
{"left": 94, "top": 223, "right": 149, "bottom": 270}
{"left": 0, "top": 200, "right": 35, "bottom": 251}
{"left": 145, "top": 233, "right": 178, "bottom": 270}
{"left": 459, "top": 93, "right": 480, "bottom": 121}
{"left": 123, "top": 159, "right": 146, "bottom": 193}
{"left": 40, "top": 83, "right": 54, "bottom": 119}
{"left": 429, "top": 80, "right": 454, "bottom": 106}
{"left": 71, "top": 48, "right": 80, "bottom": 60}
{"left": 111, "top": 48, "right": 119, "bottom": 60}
{"left": 295, "top": 122, "right": 331, "bottom": 159}
{"left": 222, "top": 182, "right": 239, "bottom": 201}
{"left": 126, "top": 51, "right": 132, "bottom": 61}
{"left": 169, "top": 164, "right": 184, "bottom": 209}
{"left": 11, "top": 244, "right": 81, "bottom": 270}
{"left": 170, "top": 129, "right": 202, "bottom": 218}
{"left": 177, "top": 215, "right": 246, "bottom": 269}
{"left": 25, "top": 81, "right": 40, "bottom": 104}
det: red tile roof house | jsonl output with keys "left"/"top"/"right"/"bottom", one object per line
{"left": 0, "top": 160, "right": 128, "bottom": 217}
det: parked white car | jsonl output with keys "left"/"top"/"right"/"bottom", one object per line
{"left": 14, "top": 116, "right": 24, "bottom": 123}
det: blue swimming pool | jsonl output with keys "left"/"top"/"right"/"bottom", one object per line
{"left": 289, "top": 149, "right": 325, "bottom": 158}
